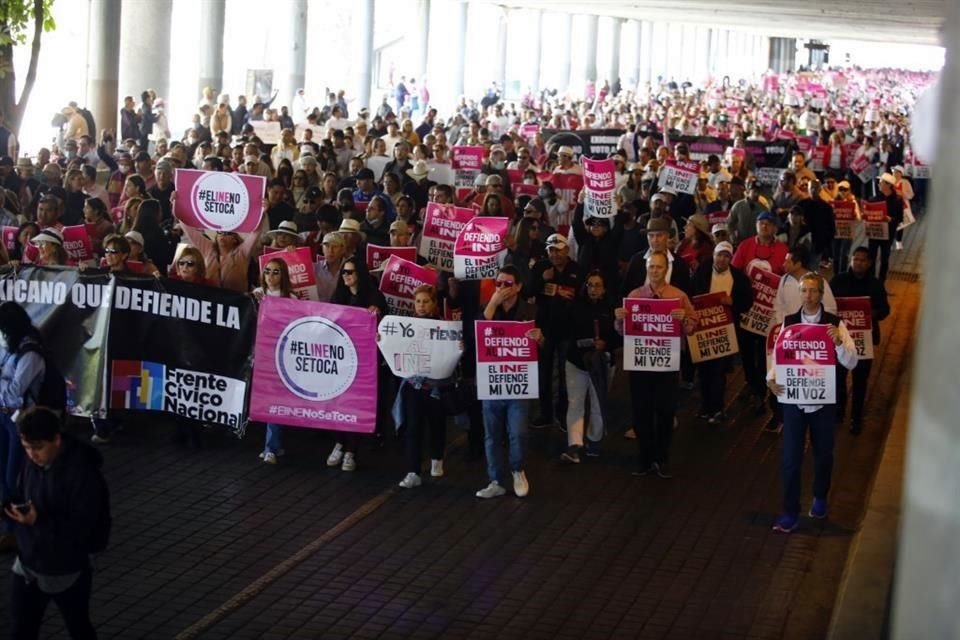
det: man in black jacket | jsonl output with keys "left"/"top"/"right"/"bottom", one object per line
{"left": 692, "top": 241, "right": 754, "bottom": 423}
{"left": 622, "top": 217, "right": 691, "bottom": 296}
{"left": 830, "top": 247, "right": 891, "bottom": 434}
{"left": 5, "top": 407, "right": 109, "bottom": 639}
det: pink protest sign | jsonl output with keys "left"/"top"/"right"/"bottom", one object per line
{"left": 520, "top": 124, "right": 539, "bottom": 143}
{"left": 836, "top": 297, "right": 873, "bottom": 360}
{"left": 862, "top": 201, "right": 889, "bottom": 240}
{"left": 452, "top": 146, "right": 484, "bottom": 202}
{"left": 551, "top": 172, "right": 585, "bottom": 211}
{"left": 174, "top": 168, "right": 266, "bottom": 232}
{"left": 61, "top": 225, "right": 94, "bottom": 261}
{"left": 453, "top": 216, "right": 509, "bottom": 280}
{"left": 796, "top": 138, "right": 812, "bottom": 153}
{"left": 773, "top": 323, "right": 837, "bottom": 405}
{"left": 740, "top": 267, "right": 780, "bottom": 336}
{"left": 417, "top": 202, "right": 474, "bottom": 271}
{"left": 706, "top": 210, "right": 729, "bottom": 226}
{"left": 809, "top": 145, "right": 830, "bottom": 173}
{"left": 1, "top": 226, "right": 17, "bottom": 253}
{"left": 831, "top": 201, "right": 857, "bottom": 240}
{"left": 249, "top": 296, "right": 378, "bottom": 432}
{"left": 581, "top": 157, "right": 617, "bottom": 219}
{"left": 365, "top": 244, "right": 417, "bottom": 271}
{"left": 506, "top": 169, "right": 525, "bottom": 187}
{"left": 259, "top": 246, "right": 318, "bottom": 300}
{"left": 688, "top": 292, "right": 739, "bottom": 363}
{"left": 850, "top": 153, "right": 873, "bottom": 183}
{"left": 622, "top": 297, "right": 682, "bottom": 372}
{"left": 513, "top": 183, "right": 539, "bottom": 198}
{"left": 659, "top": 159, "right": 699, "bottom": 195}
{"left": 475, "top": 320, "right": 539, "bottom": 400}
{"left": 378, "top": 254, "right": 438, "bottom": 316}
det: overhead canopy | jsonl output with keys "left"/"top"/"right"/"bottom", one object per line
{"left": 479, "top": 0, "right": 946, "bottom": 46}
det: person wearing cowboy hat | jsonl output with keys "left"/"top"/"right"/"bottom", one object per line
{"left": 868, "top": 173, "right": 903, "bottom": 283}
{"left": 265, "top": 220, "right": 302, "bottom": 250}
{"left": 403, "top": 160, "right": 435, "bottom": 211}
{"left": 552, "top": 145, "right": 582, "bottom": 175}
{"left": 337, "top": 217, "right": 364, "bottom": 260}
{"left": 677, "top": 213, "right": 715, "bottom": 274}
{"left": 622, "top": 216, "right": 691, "bottom": 296}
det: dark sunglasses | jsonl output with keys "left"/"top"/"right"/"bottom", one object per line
{"left": 103, "top": 248, "right": 123, "bottom": 255}
{"left": 263, "top": 268, "right": 282, "bottom": 275}
{"left": 342, "top": 269, "right": 356, "bottom": 276}
{"left": 495, "top": 280, "right": 515, "bottom": 288}
{"left": 177, "top": 260, "right": 195, "bottom": 267}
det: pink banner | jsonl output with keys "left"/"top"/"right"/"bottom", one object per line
{"left": 706, "top": 209, "right": 729, "bottom": 226}
{"left": 836, "top": 296, "right": 874, "bottom": 360}
{"left": 453, "top": 216, "right": 510, "bottom": 280}
{"left": 581, "top": 157, "right": 617, "bottom": 219}
{"left": 831, "top": 201, "right": 857, "bottom": 240}
{"left": 550, "top": 172, "right": 585, "bottom": 211}
{"left": 688, "top": 292, "right": 739, "bottom": 363}
{"left": 475, "top": 320, "right": 539, "bottom": 400}
{"left": 622, "top": 297, "right": 682, "bottom": 371}
{"left": 452, "top": 146, "right": 485, "bottom": 202}
{"left": 174, "top": 168, "right": 266, "bottom": 232}
{"left": 259, "top": 246, "right": 318, "bottom": 300}
{"left": 249, "top": 296, "right": 378, "bottom": 432}
{"left": 365, "top": 244, "right": 416, "bottom": 271}
{"left": 417, "top": 202, "right": 474, "bottom": 271}
{"left": 1, "top": 226, "right": 17, "bottom": 253}
{"left": 61, "top": 225, "right": 94, "bottom": 261}
{"left": 378, "top": 255, "right": 439, "bottom": 316}
{"left": 773, "top": 323, "right": 837, "bottom": 405}
{"left": 862, "top": 201, "right": 889, "bottom": 240}
{"left": 809, "top": 145, "right": 830, "bottom": 172}
{"left": 659, "top": 159, "right": 699, "bottom": 195}
{"left": 506, "top": 169, "right": 525, "bottom": 187}
{"left": 740, "top": 267, "right": 781, "bottom": 336}
{"left": 512, "top": 183, "right": 539, "bottom": 197}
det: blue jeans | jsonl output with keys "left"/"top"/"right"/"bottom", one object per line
{"left": 781, "top": 404, "right": 836, "bottom": 515}
{"left": 264, "top": 423, "right": 283, "bottom": 454}
{"left": 481, "top": 399, "right": 529, "bottom": 484}
{"left": 0, "top": 413, "right": 24, "bottom": 501}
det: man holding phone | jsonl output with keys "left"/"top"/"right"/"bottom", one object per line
{"left": 4, "top": 407, "right": 110, "bottom": 638}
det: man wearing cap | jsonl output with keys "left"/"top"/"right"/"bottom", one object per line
{"left": 553, "top": 146, "right": 582, "bottom": 175}
{"left": 316, "top": 232, "right": 347, "bottom": 301}
{"left": 727, "top": 178, "right": 769, "bottom": 246}
{"left": 622, "top": 217, "right": 690, "bottom": 296}
{"left": 616, "top": 251, "right": 698, "bottom": 477}
{"left": 692, "top": 241, "right": 754, "bottom": 423}
{"left": 389, "top": 219, "right": 412, "bottom": 248}
{"left": 869, "top": 173, "right": 903, "bottom": 283}
{"left": 529, "top": 233, "right": 583, "bottom": 428}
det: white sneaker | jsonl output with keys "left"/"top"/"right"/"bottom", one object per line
{"left": 512, "top": 470, "right": 529, "bottom": 497}
{"left": 399, "top": 472, "right": 422, "bottom": 489}
{"left": 262, "top": 452, "right": 277, "bottom": 465}
{"left": 430, "top": 459, "right": 445, "bottom": 477}
{"left": 326, "top": 443, "right": 343, "bottom": 467}
{"left": 341, "top": 452, "right": 356, "bottom": 472}
{"left": 475, "top": 481, "right": 506, "bottom": 499}
{"left": 895, "top": 241, "right": 903, "bottom": 250}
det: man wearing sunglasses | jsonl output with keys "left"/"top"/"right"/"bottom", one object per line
{"left": 476, "top": 265, "right": 543, "bottom": 500}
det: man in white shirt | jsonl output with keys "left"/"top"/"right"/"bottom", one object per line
{"left": 773, "top": 244, "right": 837, "bottom": 325}
{"left": 767, "top": 272, "right": 857, "bottom": 533}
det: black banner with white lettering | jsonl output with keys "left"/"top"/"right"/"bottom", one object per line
{"left": 106, "top": 276, "right": 256, "bottom": 435}
{"left": 0, "top": 265, "right": 111, "bottom": 417}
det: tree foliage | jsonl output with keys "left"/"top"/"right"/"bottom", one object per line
{"left": 0, "top": 0, "right": 57, "bottom": 136}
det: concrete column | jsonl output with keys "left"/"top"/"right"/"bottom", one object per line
{"left": 628, "top": 19, "right": 642, "bottom": 90}
{"left": 531, "top": 10, "right": 543, "bottom": 95}
{"left": 559, "top": 13, "right": 573, "bottom": 94}
{"left": 283, "top": 0, "right": 308, "bottom": 109}
{"left": 452, "top": 1, "right": 468, "bottom": 98}
{"left": 494, "top": 10, "right": 508, "bottom": 93}
{"left": 354, "top": 0, "right": 375, "bottom": 112}
{"left": 893, "top": 2, "right": 960, "bottom": 636}
{"left": 584, "top": 14, "right": 599, "bottom": 84}
{"left": 415, "top": 0, "right": 431, "bottom": 81}
{"left": 197, "top": 0, "right": 225, "bottom": 100}
{"left": 719, "top": 30, "right": 731, "bottom": 77}
{"left": 86, "top": 0, "right": 122, "bottom": 137}
{"left": 608, "top": 18, "right": 623, "bottom": 90}
{"left": 639, "top": 20, "right": 653, "bottom": 90}
{"left": 118, "top": 0, "right": 171, "bottom": 101}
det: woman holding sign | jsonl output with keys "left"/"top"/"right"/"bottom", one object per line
{"left": 615, "top": 251, "right": 697, "bottom": 479}
{"left": 328, "top": 258, "right": 388, "bottom": 472}
{"left": 254, "top": 259, "right": 294, "bottom": 464}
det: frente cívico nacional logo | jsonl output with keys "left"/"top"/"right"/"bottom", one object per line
{"left": 275, "top": 316, "right": 358, "bottom": 401}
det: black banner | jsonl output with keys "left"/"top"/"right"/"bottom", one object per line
{"left": 0, "top": 266, "right": 111, "bottom": 417}
{"left": 106, "top": 276, "right": 256, "bottom": 436}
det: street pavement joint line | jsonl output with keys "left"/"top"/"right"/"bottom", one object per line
{"left": 174, "top": 486, "right": 397, "bottom": 640}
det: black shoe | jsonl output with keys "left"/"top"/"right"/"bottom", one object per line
{"left": 560, "top": 447, "right": 581, "bottom": 464}
{"left": 849, "top": 422, "right": 863, "bottom": 435}
{"left": 529, "top": 416, "right": 555, "bottom": 430}
{"left": 654, "top": 462, "right": 673, "bottom": 479}
{"left": 632, "top": 463, "right": 655, "bottom": 477}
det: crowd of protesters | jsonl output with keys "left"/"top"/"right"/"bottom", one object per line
{"left": 0, "top": 65, "right": 927, "bottom": 548}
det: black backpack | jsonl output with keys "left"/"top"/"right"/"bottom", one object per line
{"left": 16, "top": 343, "right": 67, "bottom": 413}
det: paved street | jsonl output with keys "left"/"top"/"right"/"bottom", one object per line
{"left": 0, "top": 225, "right": 923, "bottom": 639}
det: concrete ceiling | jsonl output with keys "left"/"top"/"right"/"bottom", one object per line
{"left": 480, "top": 0, "right": 947, "bottom": 46}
